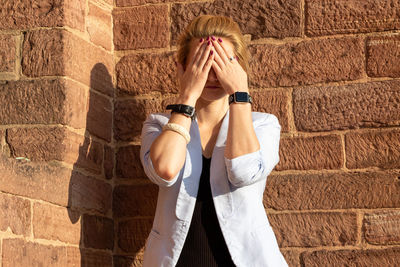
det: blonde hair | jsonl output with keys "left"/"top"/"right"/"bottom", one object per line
{"left": 176, "top": 15, "right": 250, "bottom": 73}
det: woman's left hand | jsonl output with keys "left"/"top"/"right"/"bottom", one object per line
{"left": 211, "top": 37, "right": 249, "bottom": 94}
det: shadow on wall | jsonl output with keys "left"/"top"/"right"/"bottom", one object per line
{"left": 67, "top": 63, "right": 115, "bottom": 266}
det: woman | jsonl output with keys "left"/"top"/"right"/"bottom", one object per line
{"left": 140, "top": 15, "right": 288, "bottom": 267}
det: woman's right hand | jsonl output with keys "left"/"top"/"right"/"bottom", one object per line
{"left": 177, "top": 39, "right": 214, "bottom": 105}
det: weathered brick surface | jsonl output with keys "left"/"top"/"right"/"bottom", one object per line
{"left": 265, "top": 171, "right": 400, "bottom": 210}
{"left": 113, "top": 5, "right": 169, "bottom": 50}
{"left": 87, "top": 2, "right": 112, "bottom": 51}
{"left": 251, "top": 89, "right": 290, "bottom": 133}
{"left": 346, "top": 130, "right": 400, "bottom": 169}
{"left": 0, "top": 193, "right": 31, "bottom": 236}
{"left": 33, "top": 202, "right": 80, "bottom": 244}
{"left": 0, "top": 0, "right": 85, "bottom": 31}
{"left": 249, "top": 37, "right": 364, "bottom": 88}
{"left": 114, "top": 98, "right": 162, "bottom": 142}
{"left": 7, "top": 127, "right": 103, "bottom": 175}
{"left": 305, "top": 0, "right": 400, "bottom": 36}
{"left": 2, "top": 239, "right": 80, "bottom": 267}
{"left": 171, "top": 0, "right": 301, "bottom": 44}
{"left": 113, "top": 184, "right": 158, "bottom": 218}
{"left": 116, "top": 52, "right": 176, "bottom": 96}
{"left": 0, "top": 154, "right": 71, "bottom": 206}
{"left": 117, "top": 218, "right": 153, "bottom": 253}
{"left": 293, "top": 80, "right": 400, "bottom": 132}
{"left": 22, "top": 29, "right": 114, "bottom": 96}
{"left": 116, "top": 0, "right": 190, "bottom": 6}
{"left": 82, "top": 214, "right": 114, "bottom": 250}
{"left": 302, "top": 248, "right": 400, "bottom": 267}
{"left": 0, "top": 34, "right": 16, "bottom": 72}
{"left": 367, "top": 35, "right": 400, "bottom": 78}
{"left": 86, "top": 91, "right": 112, "bottom": 142}
{"left": 114, "top": 255, "right": 143, "bottom": 267}
{"left": 104, "top": 145, "right": 114, "bottom": 180}
{"left": 276, "top": 135, "right": 343, "bottom": 170}
{"left": 281, "top": 250, "right": 300, "bottom": 267}
{"left": 0, "top": 78, "right": 86, "bottom": 129}
{"left": 69, "top": 171, "right": 112, "bottom": 214}
{"left": 80, "top": 248, "right": 113, "bottom": 267}
{"left": 364, "top": 210, "right": 400, "bottom": 245}
{"left": 269, "top": 212, "right": 358, "bottom": 247}
{"left": 116, "top": 145, "right": 146, "bottom": 179}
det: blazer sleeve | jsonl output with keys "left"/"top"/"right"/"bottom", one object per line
{"left": 140, "top": 113, "right": 180, "bottom": 187}
{"left": 224, "top": 113, "right": 281, "bottom": 187}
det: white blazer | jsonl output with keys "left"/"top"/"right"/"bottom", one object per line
{"left": 140, "top": 110, "right": 288, "bottom": 267}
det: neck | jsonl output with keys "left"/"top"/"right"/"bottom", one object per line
{"left": 195, "top": 97, "right": 229, "bottom": 126}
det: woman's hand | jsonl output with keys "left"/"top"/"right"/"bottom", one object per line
{"left": 177, "top": 39, "right": 214, "bottom": 105}
{"left": 211, "top": 38, "right": 248, "bottom": 94}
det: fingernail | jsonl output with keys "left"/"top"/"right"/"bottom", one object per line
{"left": 207, "top": 40, "right": 210, "bottom": 46}
{"left": 199, "top": 38, "right": 203, "bottom": 42}
{"left": 206, "top": 36, "right": 210, "bottom": 41}
{"left": 218, "top": 38, "right": 222, "bottom": 43}
{"left": 210, "top": 50, "right": 213, "bottom": 55}
{"left": 174, "top": 61, "right": 177, "bottom": 66}
{"left": 211, "top": 36, "right": 216, "bottom": 41}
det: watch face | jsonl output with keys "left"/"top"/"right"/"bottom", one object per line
{"left": 235, "top": 92, "right": 249, "bottom": 102}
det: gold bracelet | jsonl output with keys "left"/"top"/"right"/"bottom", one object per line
{"left": 162, "top": 123, "right": 191, "bottom": 143}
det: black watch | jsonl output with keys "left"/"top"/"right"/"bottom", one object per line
{"left": 229, "top": 92, "right": 252, "bottom": 105}
{"left": 166, "top": 104, "right": 196, "bottom": 120}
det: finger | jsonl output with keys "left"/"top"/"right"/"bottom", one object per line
{"left": 198, "top": 41, "right": 213, "bottom": 68}
{"left": 212, "top": 38, "right": 230, "bottom": 64}
{"left": 202, "top": 50, "right": 214, "bottom": 72}
{"left": 212, "top": 46, "right": 225, "bottom": 70}
{"left": 211, "top": 60, "right": 222, "bottom": 74}
{"left": 190, "top": 39, "right": 207, "bottom": 67}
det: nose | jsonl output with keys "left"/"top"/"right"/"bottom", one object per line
{"left": 207, "top": 68, "right": 218, "bottom": 82}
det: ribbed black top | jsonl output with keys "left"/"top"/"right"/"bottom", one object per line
{"left": 176, "top": 155, "right": 235, "bottom": 267}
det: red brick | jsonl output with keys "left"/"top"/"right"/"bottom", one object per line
{"left": 87, "top": 2, "right": 112, "bottom": 51}
{"left": 69, "top": 171, "right": 112, "bottom": 214}
{"left": 2, "top": 239, "right": 79, "bottom": 267}
{"left": 116, "top": 145, "right": 146, "bottom": 179}
{"left": 117, "top": 218, "right": 153, "bottom": 253}
{"left": 104, "top": 144, "right": 114, "bottom": 180}
{"left": 113, "top": 255, "right": 143, "bottom": 267}
{"left": 276, "top": 135, "right": 343, "bottom": 170}
{"left": 113, "top": 5, "right": 169, "bottom": 50}
{"left": 22, "top": 29, "right": 114, "bottom": 96}
{"left": 367, "top": 35, "right": 400, "bottom": 78}
{"left": 364, "top": 210, "right": 400, "bottom": 245}
{"left": 305, "top": 0, "right": 400, "bottom": 36}
{"left": 249, "top": 37, "right": 364, "bottom": 88}
{"left": 265, "top": 171, "right": 400, "bottom": 210}
{"left": 346, "top": 130, "right": 400, "bottom": 169}
{"left": 86, "top": 90, "right": 112, "bottom": 142}
{"left": 0, "top": 34, "right": 16, "bottom": 72}
{"left": 171, "top": 0, "right": 301, "bottom": 44}
{"left": 80, "top": 248, "right": 113, "bottom": 267}
{"left": 281, "top": 250, "right": 300, "bottom": 267}
{"left": 82, "top": 214, "right": 114, "bottom": 250}
{"left": 251, "top": 89, "right": 290, "bottom": 132}
{"left": 113, "top": 184, "right": 158, "bottom": 218}
{"left": 33, "top": 202, "right": 80, "bottom": 244}
{"left": 269, "top": 212, "right": 358, "bottom": 247}
{"left": 293, "top": 80, "right": 400, "bottom": 132}
{"left": 0, "top": 0, "right": 85, "bottom": 31}
{"left": 0, "top": 78, "right": 87, "bottom": 129}
{"left": 114, "top": 98, "right": 162, "bottom": 142}
{"left": 0, "top": 193, "right": 30, "bottom": 236}
{"left": 116, "top": 0, "right": 190, "bottom": 6}
{"left": 7, "top": 127, "right": 103, "bottom": 175}
{"left": 116, "top": 52, "right": 177, "bottom": 96}
{"left": 0, "top": 153, "right": 71, "bottom": 206}
{"left": 302, "top": 248, "right": 400, "bottom": 267}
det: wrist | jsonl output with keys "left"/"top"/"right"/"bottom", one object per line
{"left": 177, "top": 94, "right": 197, "bottom": 107}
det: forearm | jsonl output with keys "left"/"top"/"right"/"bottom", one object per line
{"left": 224, "top": 102, "right": 260, "bottom": 159}
{"left": 149, "top": 97, "right": 196, "bottom": 181}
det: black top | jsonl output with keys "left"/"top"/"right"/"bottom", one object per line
{"left": 176, "top": 155, "right": 235, "bottom": 267}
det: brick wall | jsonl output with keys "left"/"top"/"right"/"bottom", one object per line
{"left": 1, "top": 0, "right": 400, "bottom": 266}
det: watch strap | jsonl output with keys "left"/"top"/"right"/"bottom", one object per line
{"left": 229, "top": 92, "right": 252, "bottom": 105}
{"left": 166, "top": 104, "right": 196, "bottom": 120}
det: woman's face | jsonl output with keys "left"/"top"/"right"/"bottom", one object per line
{"left": 185, "top": 37, "right": 236, "bottom": 102}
